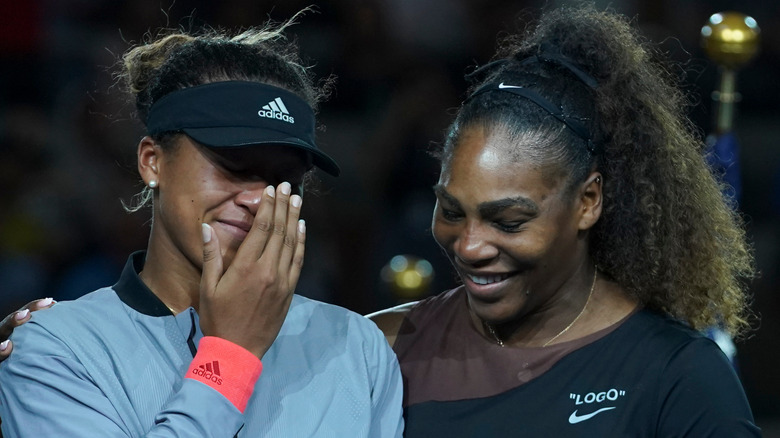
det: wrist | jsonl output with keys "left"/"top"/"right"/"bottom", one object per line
{"left": 185, "top": 336, "right": 263, "bottom": 412}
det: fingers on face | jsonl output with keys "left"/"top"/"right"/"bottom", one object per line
{"left": 235, "top": 185, "right": 277, "bottom": 261}
{"left": 237, "top": 182, "right": 303, "bottom": 270}
{"left": 278, "top": 185, "right": 303, "bottom": 274}
{"left": 264, "top": 182, "right": 292, "bottom": 258}
{"left": 289, "top": 218, "right": 306, "bottom": 288}
{"left": 200, "top": 223, "right": 224, "bottom": 295}
{"left": 254, "top": 182, "right": 304, "bottom": 284}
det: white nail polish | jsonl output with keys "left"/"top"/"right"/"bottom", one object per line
{"left": 202, "top": 223, "right": 212, "bottom": 243}
{"left": 265, "top": 185, "right": 275, "bottom": 197}
{"left": 39, "top": 297, "right": 54, "bottom": 307}
{"left": 298, "top": 219, "right": 306, "bottom": 233}
{"left": 291, "top": 195, "right": 302, "bottom": 208}
{"left": 15, "top": 309, "right": 30, "bottom": 321}
{"left": 279, "top": 182, "right": 291, "bottom": 195}
{"left": 0, "top": 340, "right": 8, "bottom": 351}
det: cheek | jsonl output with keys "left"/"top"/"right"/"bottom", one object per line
{"left": 502, "top": 221, "right": 568, "bottom": 268}
{"left": 504, "top": 233, "right": 548, "bottom": 263}
{"left": 431, "top": 215, "right": 456, "bottom": 252}
{"left": 170, "top": 169, "right": 224, "bottom": 207}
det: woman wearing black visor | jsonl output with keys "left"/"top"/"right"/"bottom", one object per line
{"left": 0, "top": 18, "right": 403, "bottom": 438}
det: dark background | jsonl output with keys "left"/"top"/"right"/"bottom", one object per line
{"left": 1, "top": 0, "right": 778, "bottom": 432}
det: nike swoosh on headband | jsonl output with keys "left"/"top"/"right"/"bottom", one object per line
{"left": 466, "top": 81, "right": 601, "bottom": 155}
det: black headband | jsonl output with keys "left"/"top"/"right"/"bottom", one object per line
{"left": 467, "top": 81, "right": 600, "bottom": 154}
{"left": 464, "top": 44, "right": 601, "bottom": 155}
{"left": 146, "top": 81, "right": 340, "bottom": 176}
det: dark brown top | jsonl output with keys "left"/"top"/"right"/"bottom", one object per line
{"left": 393, "top": 287, "right": 631, "bottom": 407}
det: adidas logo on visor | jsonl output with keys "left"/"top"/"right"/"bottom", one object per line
{"left": 258, "top": 97, "right": 295, "bottom": 123}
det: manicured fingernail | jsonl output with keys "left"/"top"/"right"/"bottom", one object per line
{"left": 298, "top": 219, "right": 306, "bottom": 233}
{"left": 291, "top": 194, "right": 302, "bottom": 208}
{"left": 279, "top": 182, "right": 291, "bottom": 195}
{"left": 0, "top": 340, "right": 8, "bottom": 351}
{"left": 39, "top": 297, "right": 54, "bottom": 307}
{"left": 265, "top": 185, "right": 275, "bottom": 197}
{"left": 202, "top": 223, "right": 212, "bottom": 243}
{"left": 15, "top": 309, "right": 30, "bottom": 321}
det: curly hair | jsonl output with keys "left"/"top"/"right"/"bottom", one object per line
{"left": 118, "top": 10, "right": 330, "bottom": 211}
{"left": 441, "top": 5, "right": 754, "bottom": 336}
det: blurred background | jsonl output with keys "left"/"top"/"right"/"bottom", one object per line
{"left": 1, "top": 0, "right": 778, "bottom": 432}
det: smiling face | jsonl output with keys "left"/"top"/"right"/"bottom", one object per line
{"left": 140, "top": 135, "right": 310, "bottom": 273}
{"left": 432, "top": 125, "right": 597, "bottom": 325}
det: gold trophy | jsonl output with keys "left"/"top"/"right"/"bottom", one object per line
{"left": 381, "top": 255, "right": 434, "bottom": 303}
{"left": 701, "top": 12, "right": 760, "bottom": 134}
{"left": 699, "top": 12, "right": 759, "bottom": 363}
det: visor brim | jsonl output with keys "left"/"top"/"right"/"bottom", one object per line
{"left": 183, "top": 126, "right": 340, "bottom": 177}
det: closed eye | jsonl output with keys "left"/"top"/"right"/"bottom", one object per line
{"left": 493, "top": 220, "right": 525, "bottom": 232}
{"left": 441, "top": 207, "right": 463, "bottom": 222}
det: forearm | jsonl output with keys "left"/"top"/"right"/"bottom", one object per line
{"left": 0, "top": 336, "right": 260, "bottom": 437}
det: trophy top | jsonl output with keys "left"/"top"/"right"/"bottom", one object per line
{"left": 381, "top": 254, "right": 434, "bottom": 300}
{"left": 701, "top": 12, "right": 760, "bottom": 69}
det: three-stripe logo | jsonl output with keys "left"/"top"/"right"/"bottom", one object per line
{"left": 200, "top": 360, "right": 220, "bottom": 375}
{"left": 258, "top": 97, "right": 295, "bottom": 123}
{"left": 192, "top": 360, "right": 223, "bottom": 385}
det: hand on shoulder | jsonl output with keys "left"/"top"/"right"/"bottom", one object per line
{"left": 0, "top": 298, "right": 56, "bottom": 362}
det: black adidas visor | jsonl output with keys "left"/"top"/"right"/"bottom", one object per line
{"left": 146, "top": 81, "right": 340, "bottom": 176}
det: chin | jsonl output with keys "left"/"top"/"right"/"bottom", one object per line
{"left": 466, "top": 294, "right": 524, "bottom": 325}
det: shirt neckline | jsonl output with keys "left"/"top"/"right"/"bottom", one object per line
{"left": 113, "top": 251, "right": 175, "bottom": 317}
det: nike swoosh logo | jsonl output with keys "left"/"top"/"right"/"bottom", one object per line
{"left": 568, "top": 407, "right": 616, "bottom": 424}
{"left": 498, "top": 82, "right": 523, "bottom": 89}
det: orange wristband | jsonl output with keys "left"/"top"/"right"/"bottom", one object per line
{"left": 185, "top": 336, "right": 263, "bottom": 413}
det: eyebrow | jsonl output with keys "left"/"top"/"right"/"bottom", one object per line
{"left": 433, "top": 184, "right": 540, "bottom": 216}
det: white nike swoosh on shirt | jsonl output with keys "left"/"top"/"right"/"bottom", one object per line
{"left": 568, "top": 407, "right": 616, "bottom": 424}
{"left": 498, "top": 82, "right": 523, "bottom": 89}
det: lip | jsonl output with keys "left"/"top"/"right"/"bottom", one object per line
{"left": 459, "top": 269, "right": 516, "bottom": 300}
{"left": 214, "top": 218, "right": 253, "bottom": 240}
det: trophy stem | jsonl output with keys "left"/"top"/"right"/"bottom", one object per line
{"left": 714, "top": 68, "right": 738, "bottom": 134}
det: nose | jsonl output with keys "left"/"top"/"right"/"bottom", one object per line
{"left": 233, "top": 181, "right": 269, "bottom": 215}
{"left": 452, "top": 222, "right": 499, "bottom": 267}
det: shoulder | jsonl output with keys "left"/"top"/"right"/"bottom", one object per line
{"left": 569, "top": 309, "right": 722, "bottom": 379}
{"left": 287, "top": 294, "right": 388, "bottom": 345}
{"left": 0, "top": 288, "right": 124, "bottom": 373}
{"left": 620, "top": 309, "right": 706, "bottom": 348}
{"left": 281, "top": 296, "right": 400, "bottom": 375}
{"left": 603, "top": 309, "right": 742, "bottom": 386}
{"left": 366, "top": 288, "right": 464, "bottom": 347}
{"left": 640, "top": 317, "right": 759, "bottom": 435}
{"left": 4, "top": 287, "right": 135, "bottom": 364}
{"left": 289, "top": 294, "right": 366, "bottom": 326}
{"left": 365, "top": 302, "right": 417, "bottom": 348}
{"left": 17, "top": 287, "right": 123, "bottom": 333}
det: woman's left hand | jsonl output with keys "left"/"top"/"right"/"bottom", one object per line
{"left": 0, "top": 298, "right": 56, "bottom": 362}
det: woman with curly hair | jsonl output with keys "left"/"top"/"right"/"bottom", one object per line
{"left": 0, "top": 15, "right": 403, "bottom": 438}
{"left": 370, "top": 5, "right": 759, "bottom": 436}
{"left": 0, "top": 5, "right": 759, "bottom": 437}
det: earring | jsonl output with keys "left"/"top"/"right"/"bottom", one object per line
{"left": 148, "top": 180, "right": 158, "bottom": 189}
